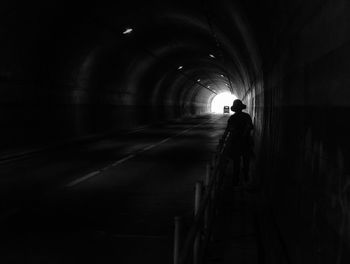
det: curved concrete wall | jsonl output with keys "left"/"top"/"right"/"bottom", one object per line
{"left": 7, "top": 1, "right": 350, "bottom": 262}
{"left": 0, "top": 0, "right": 260, "bottom": 151}
{"left": 249, "top": 0, "right": 350, "bottom": 262}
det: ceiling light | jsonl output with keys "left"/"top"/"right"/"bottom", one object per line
{"left": 178, "top": 66, "right": 183, "bottom": 70}
{"left": 209, "top": 54, "right": 215, "bottom": 58}
{"left": 197, "top": 79, "right": 201, "bottom": 82}
{"left": 123, "top": 28, "right": 133, "bottom": 34}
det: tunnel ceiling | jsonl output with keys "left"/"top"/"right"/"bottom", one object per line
{"left": 1, "top": 0, "right": 263, "bottom": 114}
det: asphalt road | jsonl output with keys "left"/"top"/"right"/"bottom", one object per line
{"left": 0, "top": 114, "right": 229, "bottom": 264}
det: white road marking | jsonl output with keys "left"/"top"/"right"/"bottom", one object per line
{"left": 111, "top": 154, "right": 135, "bottom": 166}
{"left": 127, "top": 126, "right": 148, "bottom": 134}
{"left": 158, "top": 139, "right": 169, "bottom": 144}
{"left": 65, "top": 120, "right": 210, "bottom": 188}
{"left": 66, "top": 171, "right": 100, "bottom": 187}
{"left": 143, "top": 144, "right": 156, "bottom": 151}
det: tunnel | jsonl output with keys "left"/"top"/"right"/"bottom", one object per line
{"left": 0, "top": 0, "right": 349, "bottom": 263}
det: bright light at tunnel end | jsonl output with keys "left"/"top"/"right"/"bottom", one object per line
{"left": 210, "top": 92, "right": 237, "bottom": 114}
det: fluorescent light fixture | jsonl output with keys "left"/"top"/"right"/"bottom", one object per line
{"left": 123, "top": 28, "right": 133, "bottom": 34}
{"left": 209, "top": 54, "right": 215, "bottom": 58}
{"left": 178, "top": 66, "right": 183, "bottom": 70}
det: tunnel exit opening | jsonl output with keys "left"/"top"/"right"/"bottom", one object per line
{"left": 210, "top": 92, "right": 237, "bottom": 113}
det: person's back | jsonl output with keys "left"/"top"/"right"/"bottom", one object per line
{"left": 221, "top": 99, "right": 253, "bottom": 185}
{"left": 227, "top": 111, "right": 253, "bottom": 153}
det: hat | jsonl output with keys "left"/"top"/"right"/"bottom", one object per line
{"left": 231, "top": 99, "right": 246, "bottom": 112}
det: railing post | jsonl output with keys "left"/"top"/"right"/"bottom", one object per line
{"left": 174, "top": 140, "right": 225, "bottom": 264}
{"left": 204, "top": 163, "right": 211, "bottom": 187}
{"left": 211, "top": 154, "right": 216, "bottom": 169}
{"left": 211, "top": 170, "right": 218, "bottom": 217}
{"left": 194, "top": 181, "right": 202, "bottom": 264}
{"left": 194, "top": 181, "right": 202, "bottom": 216}
{"left": 174, "top": 216, "right": 181, "bottom": 264}
{"left": 204, "top": 164, "right": 211, "bottom": 231}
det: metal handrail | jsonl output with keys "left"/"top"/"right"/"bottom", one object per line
{"left": 174, "top": 137, "right": 227, "bottom": 264}
{"left": 178, "top": 170, "right": 218, "bottom": 263}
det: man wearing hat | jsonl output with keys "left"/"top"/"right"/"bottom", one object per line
{"left": 221, "top": 99, "right": 254, "bottom": 185}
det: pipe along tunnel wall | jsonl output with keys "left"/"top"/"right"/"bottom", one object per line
{"left": 1, "top": 0, "right": 350, "bottom": 263}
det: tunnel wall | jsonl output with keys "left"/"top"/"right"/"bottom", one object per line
{"left": 0, "top": 8, "right": 212, "bottom": 152}
{"left": 0, "top": 0, "right": 263, "bottom": 153}
{"left": 258, "top": 1, "right": 350, "bottom": 263}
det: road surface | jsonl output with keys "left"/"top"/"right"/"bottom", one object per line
{"left": 0, "top": 114, "right": 228, "bottom": 263}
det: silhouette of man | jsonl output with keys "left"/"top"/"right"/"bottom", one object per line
{"left": 221, "top": 99, "right": 253, "bottom": 185}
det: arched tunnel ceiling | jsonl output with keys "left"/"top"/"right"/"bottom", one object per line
{"left": 1, "top": 0, "right": 262, "bottom": 113}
